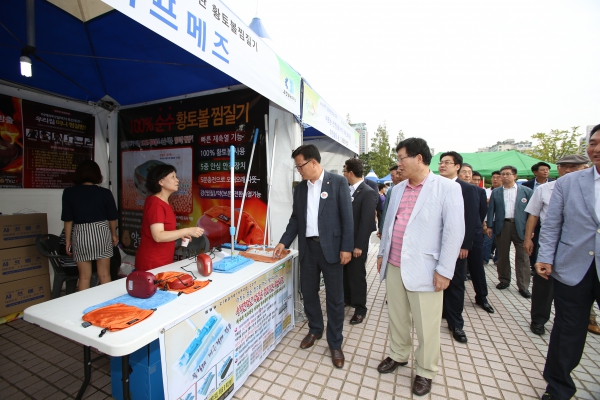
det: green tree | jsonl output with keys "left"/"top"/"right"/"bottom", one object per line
{"left": 358, "top": 152, "right": 373, "bottom": 173}
{"left": 368, "top": 123, "right": 396, "bottom": 177}
{"left": 526, "top": 126, "right": 585, "bottom": 163}
{"left": 394, "top": 130, "right": 405, "bottom": 149}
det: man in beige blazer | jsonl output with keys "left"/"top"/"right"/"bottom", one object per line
{"left": 376, "top": 138, "right": 464, "bottom": 396}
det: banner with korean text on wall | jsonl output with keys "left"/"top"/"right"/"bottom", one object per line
{"left": 302, "top": 81, "right": 360, "bottom": 154}
{"left": 102, "top": 0, "right": 301, "bottom": 116}
{"left": 159, "top": 259, "right": 294, "bottom": 400}
{"left": 117, "top": 89, "right": 268, "bottom": 256}
{"left": 0, "top": 94, "right": 95, "bottom": 188}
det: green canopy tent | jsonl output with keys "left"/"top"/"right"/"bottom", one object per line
{"left": 430, "top": 150, "right": 559, "bottom": 180}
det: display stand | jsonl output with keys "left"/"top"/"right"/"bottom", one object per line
{"left": 23, "top": 250, "right": 297, "bottom": 400}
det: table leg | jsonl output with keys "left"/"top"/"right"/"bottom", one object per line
{"left": 75, "top": 345, "right": 91, "bottom": 400}
{"left": 122, "top": 355, "right": 131, "bottom": 400}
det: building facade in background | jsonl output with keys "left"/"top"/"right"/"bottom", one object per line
{"left": 477, "top": 139, "right": 532, "bottom": 153}
{"left": 352, "top": 123, "right": 369, "bottom": 154}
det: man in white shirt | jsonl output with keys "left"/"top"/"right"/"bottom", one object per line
{"left": 486, "top": 166, "right": 533, "bottom": 298}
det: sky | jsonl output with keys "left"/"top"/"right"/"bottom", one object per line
{"left": 223, "top": 0, "right": 600, "bottom": 153}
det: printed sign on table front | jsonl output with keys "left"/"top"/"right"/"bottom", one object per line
{"left": 159, "top": 259, "right": 294, "bottom": 400}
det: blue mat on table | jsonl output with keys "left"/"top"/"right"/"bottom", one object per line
{"left": 213, "top": 255, "right": 254, "bottom": 274}
{"left": 83, "top": 290, "right": 178, "bottom": 314}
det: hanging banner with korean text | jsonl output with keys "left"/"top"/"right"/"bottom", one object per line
{"left": 101, "top": 0, "right": 301, "bottom": 116}
{"left": 302, "top": 81, "right": 360, "bottom": 154}
{"left": 22, "top": 100, "right": 95, "bottom": 188}
{"left": 117, "top": 89, "right": 268, "bottom": 256}
{"left": 0, "top": 94, "right": 23, "bottom": 188}
{"left": 159, "top": 259, "right": 294, "bottom": 400}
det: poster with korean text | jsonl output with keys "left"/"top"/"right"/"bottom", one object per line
{"left": 22, "top": 100, "right": 95, "bottom": 188}
{"left": 0, "top": 94, "right": 23, "bottom": 188}
{"left": 159, "top": 259, "right": 294, "bottom": 400}
{"left": 118, "top": 89, "right": 268, "bottom": 256}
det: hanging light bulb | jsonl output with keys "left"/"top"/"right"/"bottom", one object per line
{"left": 20, "top": 55, "right": 32, "bottom": 77}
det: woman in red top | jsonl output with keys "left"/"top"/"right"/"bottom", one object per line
{"left": 135, "top": 164, "right": 203, "bottom": 271}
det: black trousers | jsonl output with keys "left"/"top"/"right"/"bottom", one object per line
{"left": 343, "top": 251, "right": 368, "bottom": 316}
{"left": 443, "top": 257, "right": 467, "bottom": 329}
{"left": 467, "top": 233, "right": 488, "bottom": 304}
{"left": 301, "top": 238, "right": 345, "bottom": 349}
{"left": 544, "top": 261, "right": 600, "bottom": 399}
{"left": 531, "top": 273, "right": 554, "bottom": 325}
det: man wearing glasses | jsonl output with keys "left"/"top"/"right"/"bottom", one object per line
{"left": 486, "top": 166, "right": 533, "bottom": 298}
{"left": 274, "top": 144, "right": 353, "bottom": 369}
{"left": 377, "top": 138, "right": 464, "bottom": 396}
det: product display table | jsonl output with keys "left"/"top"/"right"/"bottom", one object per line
{"left": 24, "top": 249, "right": 297, "bottom": 400}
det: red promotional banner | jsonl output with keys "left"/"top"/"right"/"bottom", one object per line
{"left": 118, "top": 89, "right": 269, "bottom": 257}
{"left": 0, "top": 94, "right": 24, "bottom": 188}
{"left": 22, "top": 100, "right": 95, "bottom": 188}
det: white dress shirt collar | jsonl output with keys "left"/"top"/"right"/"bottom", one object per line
{"left": 350, "top": 178, "right": 363, "bottom": 195}
{"left": 306, "top": 169, "right": 325, "bottom": 237}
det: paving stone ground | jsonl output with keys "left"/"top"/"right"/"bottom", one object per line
{"left": 0, "top": 239, "right": 598, "bottom": 399}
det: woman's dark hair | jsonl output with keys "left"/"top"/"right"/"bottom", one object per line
{"left": 378, "top": 183, "right": 386, "bottom": 191}
{"left": 74, "top": 160, "right": 102, "bottom": 185}
{"left": 396, "top": 138, "right": 432, "bottom": 166}
{"left": 145, "top": 163, "right": 177, "bottom": 194}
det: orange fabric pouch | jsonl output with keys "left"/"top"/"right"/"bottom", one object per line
{"left": 82, "top": 303, "right": 155, "bottom": 337}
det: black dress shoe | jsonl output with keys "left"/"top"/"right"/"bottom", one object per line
{"left": 449, "top": 326, "right": 468, "bottom": 343}
{"left": 496, "top": 282, "right": 510, "bottom": 289}
{"left": 476, "top": 301, "right": 495, "bottom": 313}
{"left": 519, "top": 289, "right": 531, "bottom": 298}
{"left": 412, "top": 375, "right": 432, "bottom": 396}
{"left": 530, "top": 322, "right": 545, "bottom": 335}
{"left": 350, "top": 314, "right": 364, "bottom": 325}
{"left": 540, "top": 392, "right": 560, "bottom": 399}
{"left": 377, "top": 356, "right": 408, "bottom": 373}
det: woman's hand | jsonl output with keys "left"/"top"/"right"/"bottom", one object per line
{"left": 186, "top": 227, "right": 204, "bottom": 238}
{"left": 66, "top": 240, "right": 73, "bottom": 256}
{"left": 112, "top": 234, "right": 119, "bottom": 246}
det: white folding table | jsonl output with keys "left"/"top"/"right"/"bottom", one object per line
{"left": 24, "top": 249, "right": 297, "bottom": 400}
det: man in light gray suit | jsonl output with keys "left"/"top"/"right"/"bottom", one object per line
{"left": 274, "top": 144, "right": 354, "bottom": 369}
{"left": 536, "top": 124, "right": 600, "bottom": 400}
{"left": 376, "top": 138, "right": 464, "bottom": 396}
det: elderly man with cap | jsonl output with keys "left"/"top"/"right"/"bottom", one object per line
{"left": 524, "top": 154, "right": 600, "bottom": 336}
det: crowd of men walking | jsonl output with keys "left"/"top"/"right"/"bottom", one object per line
{"left": 274, "top": 124, "right": 600, "bottom": 399}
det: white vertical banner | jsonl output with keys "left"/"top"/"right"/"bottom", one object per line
{"left": 101, "top": 0, "right": 301, "bottom": 115}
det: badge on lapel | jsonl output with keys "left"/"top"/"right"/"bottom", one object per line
{"left": 321, "top": 192, "right": 328, "bottom": 199}
{"left": 521, "top": 198, "right": 527, "bottom": 203}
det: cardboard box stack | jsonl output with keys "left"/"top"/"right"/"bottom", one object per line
{"left": 0, "top": 213, "right": 50, "bottom": 316}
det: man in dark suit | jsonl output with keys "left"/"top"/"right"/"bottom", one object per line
{"left": 522, "top": 162, "right": 554, "bottom": 191}
{"left": 462, "top": 170, "right": 495, "bottom": 314}
{"left": 342, "top": 158, "right": 377, "bottom": 324}
{"left": 274, "top": 144, "right": 353, "bottom": 369}
{"left": 486, "top": 166, "right": 533, "bottom": 298}
{"left": 438, "top": 152, "right": 480, "bottom": 343}
{"left": 535, "top": 124, "right": 600, "bottom": 400}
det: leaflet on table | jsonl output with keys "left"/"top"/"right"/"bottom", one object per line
{"left": 117, "top": 89, "right": 268, "bottom": 257}
{"left": 159, "top": 259, "right": 294, "bottom": 400}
